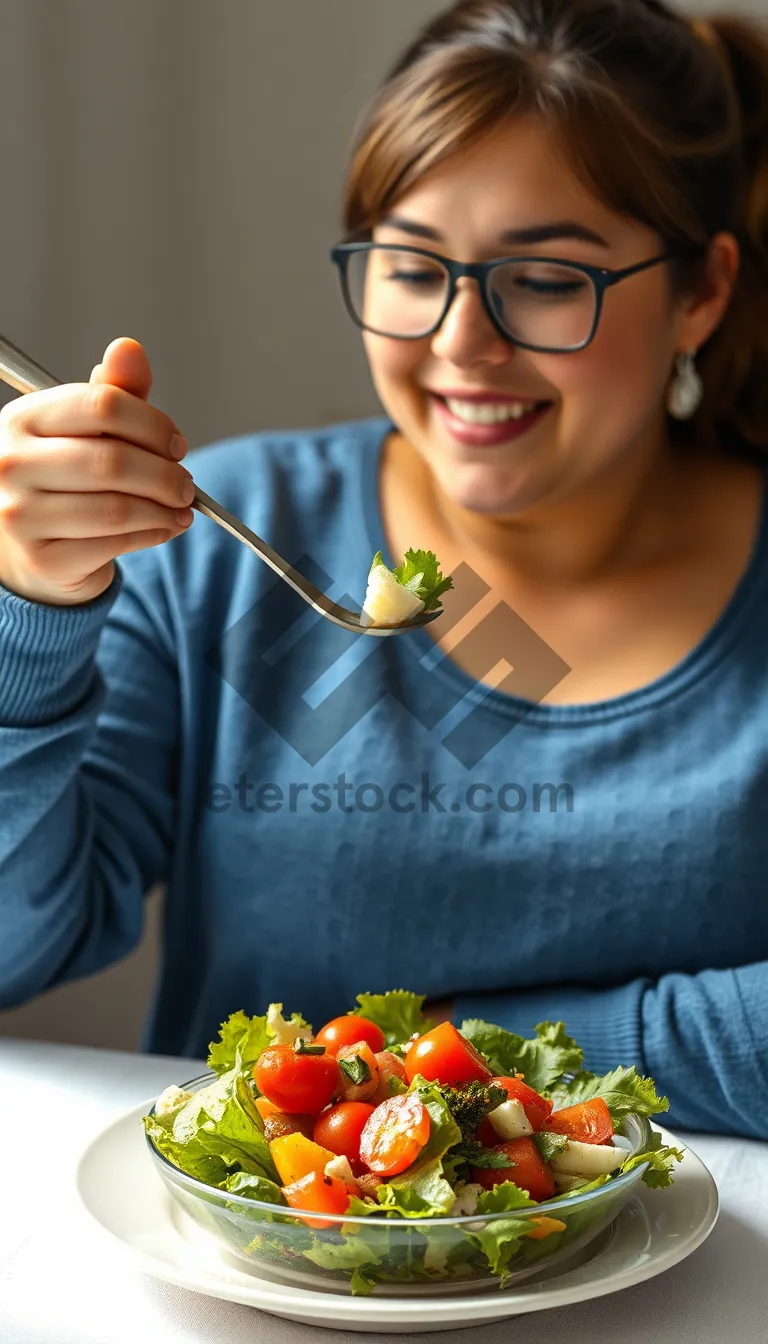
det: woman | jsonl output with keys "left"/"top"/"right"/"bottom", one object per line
{"left": 0, "top": 0, "right": 766, "bottom": 1138}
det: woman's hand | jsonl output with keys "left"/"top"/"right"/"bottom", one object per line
{"left": 0, "top": 337, "right": 194, "bottom": 606}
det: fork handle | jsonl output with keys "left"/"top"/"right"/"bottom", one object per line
{"left": 0, "top": 335, "right": 60, "bottom": 394}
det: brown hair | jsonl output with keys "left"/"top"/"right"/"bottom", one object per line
{"left": 342, "top": 0, "right": 768, "bottom": 452}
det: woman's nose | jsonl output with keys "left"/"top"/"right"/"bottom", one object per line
{"left": 430, "top": 278, "right": 512, "bottom": 367}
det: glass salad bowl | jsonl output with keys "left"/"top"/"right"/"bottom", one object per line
{"left": 145, "top": 1070, "right": 654, "bottom": 1296}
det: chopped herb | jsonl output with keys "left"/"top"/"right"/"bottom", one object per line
{"left": 294, "top": 1039, "right": 326, "bottom": 1056}
{"left": 533, "top": 1131, "right": 569, "bottom": 1163}
{"left": 339, "top": 1055, "right": 372, "bottom": 1085}
{"left": 459, "top": 1141, "right": 515, "bottom": 1169}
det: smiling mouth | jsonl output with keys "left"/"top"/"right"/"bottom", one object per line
{"left": 434, "top": 394, "right": 550, "bottom": 425}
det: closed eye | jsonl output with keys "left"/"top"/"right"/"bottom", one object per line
{"left": 513, "top": 277, "right": 587, "bottom": 296}
{"left": 386, "top": 269, "right": 444, "bottom": 288}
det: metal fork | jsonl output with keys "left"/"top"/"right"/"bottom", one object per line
{"left": 0, "top": 335, "right": 442, "bottom": 635}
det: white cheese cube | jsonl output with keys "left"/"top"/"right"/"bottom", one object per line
{"left": 487, "top": 1097, "right": 533, "bottom": 1139}
{"left": 362, "top": 565, "right": 424, "bottom": 626}
{"left": 324, "top": 1155, "right": 358, "bottom": 1190}
{"left": 550, "top": 1139, "right": 625, "bottom": 1177}
{"left": 450, "top": 1182, "right": 485, "bottom": 1216}
{"left": 155, "top": 1084, "right": 194, "bottom": 1117}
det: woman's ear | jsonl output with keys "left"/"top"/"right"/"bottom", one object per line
{"left": 674, "top": 231, "right": 740, "bottom": 352}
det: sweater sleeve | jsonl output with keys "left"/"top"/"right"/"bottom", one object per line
{"left": 0, "top": 555, "right": 179, "bottom": 1007}
{"left": 453, "top": 961, "right": 768, "bottom": 1140}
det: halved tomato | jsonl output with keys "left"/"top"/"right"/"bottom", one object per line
{"left": 469, "top": 1137, "right": 555, "bottom": 1203}
{"left": 542, "top": 1098, "right": 613, "bottom": 1145}
{"left": 404, "top": 1022, "right": 492, "bottom": 1087}
{"left": 281, "top": 1170, "right": 350, "bottom": 1229}
{"left": 359, "top": 1094, "right": 431, "bottom": 1176}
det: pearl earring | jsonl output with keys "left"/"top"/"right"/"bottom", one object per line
{"left": 666, "top": 350, "right": 703, "bottom": 420}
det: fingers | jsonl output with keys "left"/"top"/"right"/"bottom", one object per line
{"left": 96, "top": 337, "right": 154, "bottom": 401}
{"left": 0, "top": 435, "right": 195, "bottom": 508}
{"left": 3, "top": 382, "right": 185, "bottom": 462}
{"left": 23, "top": 528, "right": 186, "bottom": 595}
{"left": 5, "top": 490, "right": 193, "bottom": 543}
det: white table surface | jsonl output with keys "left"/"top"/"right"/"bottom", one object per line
{"left": 1, "top": 1038, "right": 767, "bottom": 1343}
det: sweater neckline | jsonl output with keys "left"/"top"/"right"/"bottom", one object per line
{"left": 351, "top": 417, "right": 768, "bottom": 727}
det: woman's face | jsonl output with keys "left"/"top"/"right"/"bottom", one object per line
{"left": 363, "top": 117, "right": 698, "bottom": 518}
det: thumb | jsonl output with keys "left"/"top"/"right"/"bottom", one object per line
{"left": 89, "top": 337, "right": 153, "bottom": 401}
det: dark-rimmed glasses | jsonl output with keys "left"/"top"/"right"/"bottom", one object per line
{"left": 330, "top": 242, "right": 678, "bottom": 354}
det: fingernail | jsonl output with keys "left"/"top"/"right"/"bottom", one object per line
{"left": 170, "top": 433, "right": 188, "bottom": 460}
{"left": 180, "top": 477, "right": 196, "bottom": 505}
{"left": 176, "top": 508, "right": 193, "bottom": 526}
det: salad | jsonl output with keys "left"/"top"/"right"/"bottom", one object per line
{"left": 143, "top": 990, "right": 682, "bottom": 1294}
{"left": 361, "top": 549, "right": 453, "bottom": 626}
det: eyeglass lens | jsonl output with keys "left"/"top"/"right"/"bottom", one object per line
{"left": 344, "top": 247, "right": 597, "bottom": 350}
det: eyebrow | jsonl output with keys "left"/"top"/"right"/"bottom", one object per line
{"left": 377, "top": 214, "right": 610, "bottom": 249}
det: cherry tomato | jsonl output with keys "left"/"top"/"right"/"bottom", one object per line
{"left": 470, "top": 1137, "right": 555, "bottom": 1203}
{"left": 359, "top": 1094, "right": 431, "bottom": 1176}
{"left": 336, "top": 1041, "right": 380, "bottom": 1102}
{"left": 542, "top": 1097, "right": 614, "bottom": 1145}
{"left": 253, "top": 1045, "right": 339, "bottom": 1114}
{"left": 475, "top": 1075, "right": 553, "bottom": 1144}
{"left": 405, "top": 1022, "right": 492, "bottom": 1087}
{"left": 281, "top": 1170, "right": 350, "bottom": 1229}
{"left": 314, "top": 1015, "right": 385, "bottom": 1056}
{"left": 313, "top": 1101, "right": 376, "bottom": 1174}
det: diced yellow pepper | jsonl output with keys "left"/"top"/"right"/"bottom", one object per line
{"left": 268, "top": 1131, "right": 337, "bottom": 1186}
{"left": 524, "top": 1215, "right": 567, "bottom": 1241}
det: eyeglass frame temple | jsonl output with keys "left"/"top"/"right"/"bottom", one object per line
{"left": 329, "top": 242, "right": 680, "bottom": 354}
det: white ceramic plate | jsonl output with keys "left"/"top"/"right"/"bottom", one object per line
{"left": 75, "top": 1099, "right": 719, "bottom": 1333}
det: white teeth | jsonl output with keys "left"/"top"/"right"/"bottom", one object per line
{"left": 443, "top": 398, "right": 538, "bottom": 425}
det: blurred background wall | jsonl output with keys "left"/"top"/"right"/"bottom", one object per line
{"left": 0, "top": 0, "right": 765, "bottom": 1051}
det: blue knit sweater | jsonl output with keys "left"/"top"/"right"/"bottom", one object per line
{"left": 1, "top": 417, "right": 767, "bottom": 1138}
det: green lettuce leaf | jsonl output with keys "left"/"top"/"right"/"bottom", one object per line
{"left": 618, "top": 1129, "right": 685, "bottom": 1188}
{"left": 467, "top": 1217, "right": 532, "bottom": 1280}
{"left": 302, "top": 1233, "right": 382, "bottom": 1286}
{"left": 207, "top": 1005, "right": 312, "bottom": 1076}
{"left": 406, "top": 1077, "right": 463, "bottom": 1163}
{"left": 377, "top": 1156, "right": 456, "bottom": 1217}
{"left": 475, "top": 1181, "right": 538, "bottom": 1214}
{"left": 549, "top": 1065, "right": 669, "bottom": 1123}
{"left": 207, "top": 1010, "right": 273, "bottom": 1074}
{"left": 370, "top": 550, "right": 454, "bottom": 612}
{"left": 465, "top": 1184, "right": 545, "bottom": 1282}
{"left": 222, "top": 1171, "right": 287, "bottom": 1204}
{"left": 349, "top": 989, "right": 433, "bottom": 1048}
{"left": 143, "top": 1060, "right": 279, "bottom": 1187}
{"left": 459, "top": 1019, "right": 583, "bottom": 1093}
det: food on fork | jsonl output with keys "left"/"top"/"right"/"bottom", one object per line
{"left": 361, "top": 549, "right": 453, "bottom": 626}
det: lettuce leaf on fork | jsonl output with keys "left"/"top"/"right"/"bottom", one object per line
{"left": 363, "top": 549, "right": 454, "bottom": 626}
{"left": 384, "top": 548, "right": 454, "bottom": 612}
